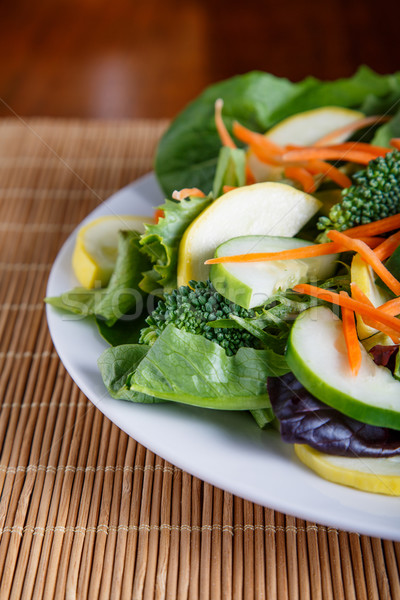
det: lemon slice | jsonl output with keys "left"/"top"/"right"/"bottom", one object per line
{"left": 72, "top": 215, "right": 152, "bottom": 288}
{"left": 248, "top": 107, "right": 364, "bottom": 183}
{"left": 295, "top": 444, "right": 400, "bottom": 495}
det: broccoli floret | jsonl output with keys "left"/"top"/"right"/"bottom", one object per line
{"left": 139, "top": 280, "right": 258, "bottom": 356}
{"left": 317, "top": 149, "right": 400, "bottom": 233}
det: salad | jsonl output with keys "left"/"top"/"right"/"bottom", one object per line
{"left": 46, "top": 66, "right": 400, "bottom": 496}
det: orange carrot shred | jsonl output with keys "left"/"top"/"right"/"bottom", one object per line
{"left": 350, "top": 282, "right": 400, "bottom": 342}
{"left": 215, "top": 99, "right": 236, "bottom": 149}
{"left": 391, "top": 138, "right": 400, "bottom": 150}
{"left": 373, "top": 230, "right": 400, "bottom": 261}
{"left": 379, "top": 297, "right": 400, "bottom": 317}
{"left": 284, "top": 166, "right": 316, "bottom": 193}
{"left": 282, "top": 147, "right": 377, "bottom": 165}
{"left": 204, "top": 237, "right": 382, "bottom": 265}
{"left": 304, "top": 159, "right": 352, "bottom": 188}
{"left": 222, "top": 185, "right": 237, "bottom": 193}
{"left": 327, "top": 230, "right": 400, "bottom": 296}
{"left": 292, "top": 284, "right": 400, "bottom": 334}
{"left": 314, "top": 115, "right": 391, "bottom": 146}
{"left": 154, "top": 208, "right": 164, "bottom": 223}
{"left": 233, "top": 121, "right": 284, "bottom": 155}
{"left": 171, "top": 188, "right": 206, "bottom": 201}
{"left": 340, "top": 291, "right": 362, "bottom": 375}
{"left": 245, "top": 164, "right": 256, "bottom": 184}
{"left": 342, "top": 213, "right": 400, "bottom": 239}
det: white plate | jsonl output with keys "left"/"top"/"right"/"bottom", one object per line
{"left": 46, "top": 173, "right": 400, "bottom": 541}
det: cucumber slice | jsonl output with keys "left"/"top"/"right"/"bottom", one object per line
{"left": 210, "top": 235, "right": 338, "bottom": 309}
{"left": 286, "top": 306, "right": 400, "bottom": 430}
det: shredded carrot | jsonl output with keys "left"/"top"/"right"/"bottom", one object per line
{"left": 327, "top": 230, "right": 400, "bottom": 296}
{"left": 245, "top": 164, "right": 256, "bottom": 184}
{"left": 304, "top": 159, "right": 352, "bottom": 188}
{"left": 282, "top": 147, "right": 377, "bottom": 165}
{"left": 233, "top": 121, "right": 284, "bottom": 155}
{"left": 284, "top": 166, "right": 316, "bottom": 193}
{"left": 286, "top": 141, "right": 389, "bottom": 158}
{"left": 391, "top": 138, "right": 400, "bottom": 151}
{"left": 171, "top": 188, "right": 206, "bottom": 201}
{"left": 340, "top": 291, "right": 362, "bottom": 375}
{"left": 379, "top": 297, "right": 400, "bottom": 317}
{"left": 248, "top": 143, "right": 284, "bottom": 166}
{"left": 292, "top": 284, "right": 400, "bottom": 334}
{"left": 204, "top": 237, "right": 382, "bottom": 265}
{"left": 154, "top": 208, "right": 164, "bottom": 223}
{"left": 314, "top": 115, "right": 391, "bottom": 146}
{"left": 214, "top": 99, "right": 236, "bottom": 149}
{"left": 222, "top": 185, "right": 237, "bottom": 194}
{"left": 350, "top": 283, "right": 400, "bottom": 342}
{"left": 373, "top": 230, "right": 400, "bottom": 261}
{"left": 342, "top": 213, "right": 400, "bottom": 239}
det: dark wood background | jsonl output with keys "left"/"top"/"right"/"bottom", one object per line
{"left": 0, "top": 0, "right": 399, "bottom": 119}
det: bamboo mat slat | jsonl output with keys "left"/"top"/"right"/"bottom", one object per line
{"left": 0, "top": 117, "right": 399, "bottom": 600}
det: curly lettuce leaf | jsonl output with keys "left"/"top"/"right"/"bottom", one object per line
{"left": 139, "top": 194, "right": 212, "bottom": 294}
{"left": 129, "top": 324, "right": 288, "bottom": 409}
{"left": 155, "top": 66, "right": 400, "bottom": 197}
{"left": 268, "top": 372, "right": 400, "bottom": 457}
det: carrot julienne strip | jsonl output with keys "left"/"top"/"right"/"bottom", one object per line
{"left": 314, "top": 115, "right": 391, "bottom": 146}
{"left": 154, "top": 208, "right": 164, "bottom": 223}
{"left": 172, "top": 188, "right": 206, "bottom": 200}
{"left": 373, "top": 230, "right": 400, "bottom": 261}
{"left": 390, "top": 138, "right": 400, "bottom": 150}
{"left": 222, "top": 185, "right": 237, "bottom": 193}
{"left": 282, "top": 148, "right": 377, "bottom": 165}
{"left": 292, "top": 284, "right": 400, "bottom": 334}
{"left": 283, "top": 166, "right": 316, "bottom": 193}
{"left": 233, "top": 121, "right": 284, "bottom": 155}
{"left": 327, "top": 230, "right": 400, "bottom": 296}
{"left": 215, "top": 99, "right": 236, "bottom": 149}
{"left": 342, "top": 213, "right": 400, "bottom": 239}
{"left": 340, "top": 291, "right": 362, "bottom": 375}
{"left": 304, "top": 159, "right": 352, "bottom": 188}
{"left": 350, "top": 283, "right": 400, "bottom": 342}
{"left": 204, "top": 238, "right": 382, "bottom": 265}
{"left": 379, "top": 297, "right": 400, "bottom": 317}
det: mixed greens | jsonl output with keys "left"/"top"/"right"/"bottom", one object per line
{"left": 46, "top": 67, "right": 400, "bottom": 495}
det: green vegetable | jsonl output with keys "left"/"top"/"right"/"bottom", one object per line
{"left": 155, "top": 67, "right": 400, "bottom": 197}
{"left": 212, "top": 147, "right": 246, "bottom": 198}
{"left": 139, "top": 194, "right": 212, "bottom": 295}
{"left": 97, "top": 344, "right": 162, "bottom": 402}
{"left": 317, "top": 150, "right": 400, "bottom": 233}
{"left": 286, "top": 306, "right": 400, "bottom": 430}
{"left": 130, "top": 324, "right": 288, "bottom": 409}
{"left": 375, "top": 245, "right": 400, "bottom": 297}
{"left": 139, "top": 280, "right": 258, "bottom": 356}
{"left": 95, "top": 308, "right": 148, "bottom": 346}
{"left": 45, "top": 230, "right": 150, "bottom": 327}
{"left": 372, "top": 107, "right": 400, "bottom": 147}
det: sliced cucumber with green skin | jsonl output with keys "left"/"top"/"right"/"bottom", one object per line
{"left": 286, "top": 306, "right": 400, "bottom": 431}
{"left": 210, "top": 235, "right": 338, "bottom": 309}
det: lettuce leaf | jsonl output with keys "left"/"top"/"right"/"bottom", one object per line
{"left": 129, "top": 324, "right": 288, "bottom": 409}
{"left": 268, "top": 372, "right": 400, "bottom": 457}
{"left": 139, "top": 194, "right": 212, "bottom": 294}
{"left": 155, "top": 66, "right": 400, "bottom": 197}
{"left": 97, "top": 344, "right": 162, "bottom": 402}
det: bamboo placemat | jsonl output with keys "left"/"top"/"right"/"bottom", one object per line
{"left": 0, "top": 117, "right": 399, "bottom": 599}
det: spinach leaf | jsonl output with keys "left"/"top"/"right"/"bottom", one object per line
{"left": 129, "top": 324, "right": 289, "bottom": 410}
{"left": 139, "top": 194, "right": 212, "bottom": 295}
{"left": 268, "top": 372, "right": 400, "bottom": 457}
{"left": 98, "top": 344, "right": 162, "bottom": 402}
{"left": 46, "top": 230, "right": 150, "bottom": 327}
{"left": 212, "top": 147, "right": 246, "bottom": 198}
{"left": 95, "top": 306, "right": 149, "bottom": 346}
{"left": 155, "top": 67, "right": 400, "bottom": 197}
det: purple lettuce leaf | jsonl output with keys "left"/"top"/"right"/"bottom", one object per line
{"left": 268, "top": 372, "right": 400, "bottom": 458}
